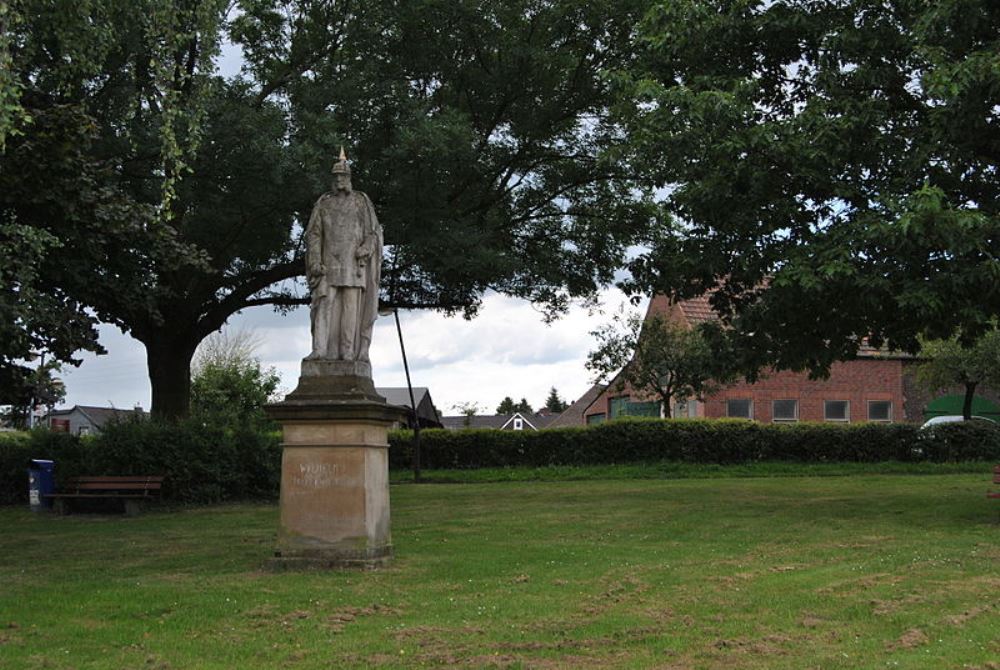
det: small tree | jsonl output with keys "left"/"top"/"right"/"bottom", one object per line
{"left": 452, "top": 401, "right": 482, "bottom": 427}
{"left": 190, "top": 331, "right": 280, "bottom": 431}
{"left": 587, "top": 311, "right": 735, "bottom": 418}
{"left": 496, "top": 397, "right": 517, "bottom": 415}
{"left": 916, "top": 330, "right": 1000, "bottom": 420}
{"left": 544, "top": 387, "right": 568, "bottom": 413}
{"left": 514, "top": 398, "right": 534, "bottom": 414}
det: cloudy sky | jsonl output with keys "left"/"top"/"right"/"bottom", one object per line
{"left": 58, "top": 290, "right": 647, "bottom": 417}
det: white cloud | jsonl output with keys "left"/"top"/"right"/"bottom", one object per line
{"left": 58, "top": 289, "right": 647, "bottom": 416}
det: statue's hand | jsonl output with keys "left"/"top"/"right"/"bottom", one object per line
{"left": 307, "top": 265, "right": 325, "bottom": 288}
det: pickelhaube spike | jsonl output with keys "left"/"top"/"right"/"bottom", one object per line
{"left": 332, "top": 146, "right": 351, "bottom": 175}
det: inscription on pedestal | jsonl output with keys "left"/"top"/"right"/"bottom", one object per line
{"left": 291, "top": 462, "right": 343, "bottom": 489}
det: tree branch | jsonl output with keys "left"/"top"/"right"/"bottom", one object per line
{"left": 195, "top": 258, "right": 303, "bottom": 338}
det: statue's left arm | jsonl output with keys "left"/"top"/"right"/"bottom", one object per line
{"left": 356, "top": 194, "right": 380, "bottom": 261}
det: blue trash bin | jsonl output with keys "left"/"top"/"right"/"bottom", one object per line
{"left": 28, "top": 459, "right": 55, "bottom": 512}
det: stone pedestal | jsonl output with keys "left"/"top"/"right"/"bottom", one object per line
{"left": 266, "top": 370, "right": 407, "bottom": 569}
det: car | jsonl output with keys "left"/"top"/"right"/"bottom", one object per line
{"left": 919, "top": 415, "right": 996, "bottom": 430}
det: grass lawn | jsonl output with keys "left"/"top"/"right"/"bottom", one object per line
{"left": 1, "top": 472, "right": 997, "bottom": 669}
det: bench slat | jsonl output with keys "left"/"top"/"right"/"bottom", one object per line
{"left": 68, "top": 476, "right": 165, "bottom": 484}
{"left": 70, "top": 482, "right": 162, "bottom": 491}
{"left": 45, "top": 493, "right": 156, "bottom": 499}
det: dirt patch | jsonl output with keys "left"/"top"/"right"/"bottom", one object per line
{"left": 800, "top": 615, "right": 825, "bottom": 629}
{"left": 394, "top": 624, "right": 485, "bottom": 645}
{"left": 816, "top": 573, "right": 904, "bottom": 596}
{"left": 512, "top": 574, "right": 530, "bottom": 584}
{"left": 942, "top": 604, "right": 995, "bottom": 626}
{"left": 582, "top": 573, "right": 650, "bottom": 616}
{"left": 833, "top": 535, "right": 896, "bottom": 549}
{"left": 769, "top": 565, "right": 801, "bottom": 573}
{"left": 328, "top": 604, "right": 403, "bottom": 633}
{"left": 886, "top": 628, "right": 928, "bottom": 651}
{"left": 711, "top": 634, "right": 791, "bottom": 656}
{"left": 870, "top": 593, "right": 926, "bottom": 616}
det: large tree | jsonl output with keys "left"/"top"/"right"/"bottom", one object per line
{"left": 617, "top": 0, "right": 1000, "bottom": 375}
{"left": 2, "top": 0, "right": 654, "bottom": 419}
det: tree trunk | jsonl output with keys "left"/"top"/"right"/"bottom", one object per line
{"left": 962, "top": 381, "right": 977, "bottom": 420}
{"left": 145, "top": 334, "right": 198, "bottom": 420}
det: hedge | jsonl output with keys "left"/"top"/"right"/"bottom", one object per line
{"left": 3, "top": 418, "right": 998, "bottom": 507}
{"left": 0, "top": 420, "right": 281, "bottom": 506}
{"left": 387, "top": 418, "right": 1000, "bottom": 470}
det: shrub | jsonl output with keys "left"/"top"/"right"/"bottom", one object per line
{"left": 0, "top": 420, "right": 282, "bottom": 505}
{"left": 388, "top": 419, "right": 997, "bottom": 470}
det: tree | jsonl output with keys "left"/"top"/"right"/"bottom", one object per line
{"left": 0, "top": 359, "right": 66, "bottom": 429}
{"left": 190, "top": 330, "right": 281, "bottom": 430}
{"left": 1, "top": 221, "right": 103, "bottom": 410}
{"left": 3, "top": 0, "right": 655, "bottom": 419}
{"left": 452, "top": 401, "right": 482, "bottom": 427}
{"left": 544, "top": 387, "right": 568, "bottom": 413}
{"left": 616, "top": 0, "right": 1000, "bottom": 376}
{"left": 586, "top": 311, "right": 735, "bottom": 418}
{"left": 915, "top": 330, "right": 1000, "bottom": 420}
{"left": 496, "top": 397, "right": 517, "bottom": 415}
{"left": 514, "top": 398, "right": 533, "bottom": 414}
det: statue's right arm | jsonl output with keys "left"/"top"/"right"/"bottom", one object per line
{"left": 305, "top": 202, "right": 324, "bottom": 283}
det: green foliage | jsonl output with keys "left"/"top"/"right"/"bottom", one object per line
{"left": 617, "top": 0, "right": 1000, "bottom": 375}
{"left": 496, "top": 396, "right": 535, "bottom": 415}
{"left": 587, "top": 311, "right": 736, "bottom": 416}
{"left": 4, "top": 0, "right": 655, "bottom": 419}
{"left": 0, "top": 421, "right": 281, "bottom": 505}
{"left": 544, "top": 387, "right": 568, "bottom": 413}
{"left": 916, "top": 329, "right": 1000, "bottom": 418}
{"left": 388, "top": 420, "right": 1000, "bottom": 470}
{"left": 190, "top": 332, "right": 280, "bottom": 431}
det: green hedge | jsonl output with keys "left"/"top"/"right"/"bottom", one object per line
{"left": 0, "top": 420, "right": 281, "bottom": 506}
{"left": 388, "top": 418, "right": 1000, "bottom": 470}
{"left": 3, "top": 418, "right": 998, "bottom": 507}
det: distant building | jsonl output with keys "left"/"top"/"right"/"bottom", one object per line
{"left": 377, "top": 387, "right": 443, "bottom": 429}
{"left": 582, "top": 293, "right": 925, "bottom": 425}
{"left": 43, "top": 405, "right": 148, "bottom": 435}
{"left": 441, "top": 411, "right": 559, "bottom": 431}
{"left": 546, "top": 384, "right": 607, "bottom": 429}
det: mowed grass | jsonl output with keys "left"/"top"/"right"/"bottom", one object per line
{"left": 1, "top": 473, "right": 998, "bottom": 669}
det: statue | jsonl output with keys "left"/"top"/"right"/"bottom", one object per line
{"left": 305, "top": 148, "right": 382, "bottom": 365}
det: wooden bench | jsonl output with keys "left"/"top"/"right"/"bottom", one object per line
{"left": 989, "top": 465, "right": 1000, "bottom": 500}
{"left": 45, "top": 476, "right": 165, "bottom": 516}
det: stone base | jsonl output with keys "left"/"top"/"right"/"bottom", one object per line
{"left": 264, "top": 391, "right": 408, "bottom": 571}
{"left": 286, "top": 358, "right": 383, "bottom": 403}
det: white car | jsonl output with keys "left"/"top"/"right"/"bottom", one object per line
{"left": 919, "top": 415, "right": 995, "bottom": 429}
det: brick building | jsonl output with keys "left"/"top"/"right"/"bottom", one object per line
{"left": 580, "top": 294, "right": 991, "bottom": 425}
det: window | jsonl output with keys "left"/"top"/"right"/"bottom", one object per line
{"left": 78, "top": 425, "right": 91, "bottom": 436}
{"left": 609, "top": 397, "right": 629, "bottom": 418}
{"left": 513, "top": 418, "right": 524, "bottom": 430}
{"left": 673, "top": 399, "right": 697, "bottom": 418}
{"left": 586, "top": 413, "right": 606, "bottom": 425}
{"left": 868, "top": 401, "right": 892, "bottom": 422}
{"left": 824, "top": 400, "right": 850, "bottom": 422}
{"left": 772, "top": 399, "right": 798, "bottom": 422}
{"left": 727, "top": 399, "right": 753, "bottom": 419}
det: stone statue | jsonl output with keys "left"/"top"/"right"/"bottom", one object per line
{"left": 305, "top": 148, "right": 383, "bottom": 365}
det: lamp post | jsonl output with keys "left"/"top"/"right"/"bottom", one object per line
{"left": 382, "top": 306, "right": 422, "bottom": 482}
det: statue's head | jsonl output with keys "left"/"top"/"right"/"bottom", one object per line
{"left": 331, "top": 147, "right": 352, "bottom": 193}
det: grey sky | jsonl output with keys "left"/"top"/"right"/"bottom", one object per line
{"left": 58, "top": 290, "right": 646, "bottom": 416}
